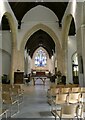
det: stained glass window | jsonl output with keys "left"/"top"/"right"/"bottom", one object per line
{"left": 35, "top": 49, "right": 47, "bottom": 67}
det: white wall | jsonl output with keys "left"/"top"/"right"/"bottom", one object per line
{"left": 22, "top": 5, "right": 58, "bottom": 22}
{"left": 18, "top": 5, "right": 62, "bottom": 50}
{"left": 2, "top": 52, "right": 11, "bottom": 75}
{"left": 1, "top": 31, "right": 12, "bottom": 75}
{"left": 83, "top": 2, "right": 85, "bottom": 24}
{"left": 67, "top": 36, "right": 77, "bottom": 83}
{"left": 0, "top": 31, "right": 2, "bottom": 82}
{"left": 24, "top": 49, "right": 32, "bottom": 75}
{"left": 2, "top": 31, "right": 12, "bottom": 54}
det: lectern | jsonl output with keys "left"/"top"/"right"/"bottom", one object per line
{"left": 14, "top": 72, "right": 24, "bottom": 84}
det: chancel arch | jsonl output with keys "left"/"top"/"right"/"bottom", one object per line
{"left": 19, "top": 23, "right": 63, "bottom": 74}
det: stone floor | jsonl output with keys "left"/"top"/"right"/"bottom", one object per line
{"left": 13, "top": 79, "right": 55, "bottom": 119}
{"left": 11, "top": 79, "right": 85, "bottom": 120}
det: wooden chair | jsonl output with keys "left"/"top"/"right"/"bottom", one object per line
{"left": 71, "top": 87, "right": 80, "bottom": 93}
{"left": 52, "top": 104, "right": 78, "bottom": 120}
{"left": 47, "top": 88, "right": 60, "bottom": 105}
{"left": 0, "top": 109, "right": 8, "bottom": 119}
{"left": 82, "top": 104, "right": 85, "bottom": 119}
{"left": 61, "top": 87, "right": 71, "bottom": 94}
{"left": 68, "top": 93, "right": 80, "bottom": 104}
{"left": 53, "top": 93, "right": 68, "bottom": 105}
{"left": 51, "top": 93, "right": 68, "bottom": 112}
{"left": 2, "top": 84, "right": 12, "bottom": 93}
{"left": 2, "top": 92, "right": 19, "bottom": 117}
{"left": 12, "top": 84, "right": 23, "bottom": 104}
{"left": 80, "top": 87, "right": 85, "bottom": 93}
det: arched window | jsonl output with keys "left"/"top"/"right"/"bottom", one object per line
{"left": 72, "top": 52, "right": 79, "bottom": 84}
{"left": 35, "top": 49, "right": 47, "bottom": 67}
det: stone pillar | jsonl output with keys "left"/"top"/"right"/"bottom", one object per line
{"left": 10, "top": 49, "right": 24, "bottom": 84}
{"left": 0, "top": 31, "right": 2, "bottom": 82}
{"left": 82, "top": 25, "right": 85, "bottom": 85}
{"left": 57, "top": 52, "right": 63, "bottom": 73}
{"left": 28, "top": 55, "right": 31, "bottom": 74}
{"left": 10, "top": 47, "right": 17, "bottom": 84}
{"left": 76, "top": 26, "right": 85, "bottom": 86}
{"left": 57, "top": 47, "right": 67, "bottom": 78}
{"left": 17, "top": 50, "right": 24, "bottom": 72}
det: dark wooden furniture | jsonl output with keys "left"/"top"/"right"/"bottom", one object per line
{"left": 14, "top": 72, "right": 24, "bottom": 84}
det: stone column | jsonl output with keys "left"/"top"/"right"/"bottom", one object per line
{"left": 76, "top": 26, "right": 85, "bottom": 86}
{"left": 10, "top": 47, "right": 17, "bottom": 84}
{"left": 57, "top": 46, "right": 67, "bottom": 78}
{"left": 0, "top": 31, "right": 2, "bottom": 82}
{"left": 17, "top": 50, "right": 24, "bottom": 72}
{"left": 82, "top": 25, "right": 85, "bottom": 86}
{"left": 10, "top": 49, "right": 24, "bottom": 84}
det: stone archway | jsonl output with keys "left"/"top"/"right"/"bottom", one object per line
{"left": 1, "top": 12, "right": 17, "bottom": 83}
{"left": 62, "top": 14, "right": 73, "bottom": 49}
{"left": 62, "top": 14, "right": 76, "bottom": 82}
{"left": 19, "top": 23, "right": 63, "bottom": 74}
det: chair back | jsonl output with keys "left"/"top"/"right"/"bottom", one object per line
{"left": 61, "top": 104, "right": 77, "bottom": 116}
{"left": 71, "top": 87, "right": 80, "bottom": 93}
{"left": 61, "top": 87, "right": 71, "bottom": 93}
{"left": 2, "top": 92, "right": 12, "bottom": 104}
{"left": 56, "top": 93, "right": 68, "bottom": 102}
{"left": 80, "top": 87, "right": 85, "bottom": 93}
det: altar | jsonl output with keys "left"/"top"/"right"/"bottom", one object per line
{"left": 31, "top": 70, "right": 50, "bottom": 85}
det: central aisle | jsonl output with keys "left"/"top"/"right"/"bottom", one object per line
{"left": 13, "top": 79, "right": 54, "bottom": 119}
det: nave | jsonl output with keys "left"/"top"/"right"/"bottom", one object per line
{"left": 1, "top": 78, "right": 85, "bottom": 119}
{"left": 13, "top": 79, "right": 53, "bottom": 119}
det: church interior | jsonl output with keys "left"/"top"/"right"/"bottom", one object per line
{"left": 0, "top": 0, "right": 85, "bottom": 119}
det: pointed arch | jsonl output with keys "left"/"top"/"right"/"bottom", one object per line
{"left": 1, "top": 12, "right": 17, "bottom": 48}
{"left": 62, "top": 14, "right": 76, "bottom": 49}
{"left": 1, "top": 12, "right": 17, "bottom": 82}
{"left": 20, "top": 23, "right": 62, "bottom": 55}
{"left": 19, "top": 23, "right": 63, "bottom": 73}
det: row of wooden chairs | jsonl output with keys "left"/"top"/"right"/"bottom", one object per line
{"left": 51, "top": 92, "right": 83, "bottom": 105}
{"left": 2, "top": 84, "right": 23, "bottom": 104}
{"left": 51, "top": 103, "right": 85, "bottom": 120}
{"left": 2, "top": 92, "right": 19, "bottom": 118}
{"left": 49, "top": 83, "right": 79, "bottom": 89}
{"left": 50, "top": 92, "right": 85, "bottom": 119}
{"left": 0, "top": 84, "right": 24, "bottom": 118}
{"left": 47, "top": 86, "right": 85, "bottom": 119}
{"left": 47, "top": 87, "right": 85, "bottom": 99}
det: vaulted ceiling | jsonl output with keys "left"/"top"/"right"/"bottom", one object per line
{"left": 9, "top": 2, "right": 68, "bottom": 26}
{"left": 1, "top": 2, "right": 76, "bottom": 58}
{"left": 25, "top": 29, "right": 55, "bottom": 58}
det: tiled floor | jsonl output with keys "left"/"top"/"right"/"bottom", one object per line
{"left": 13, "top": 79, "right": 55, "bottom": 119}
